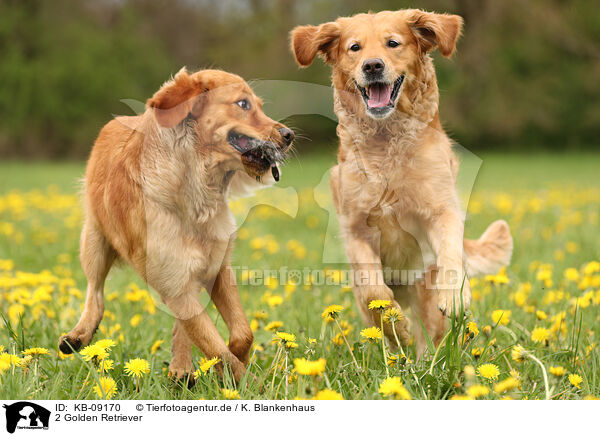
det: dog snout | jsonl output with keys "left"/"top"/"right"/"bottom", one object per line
{"left": 278, "top": 127, "right": 294, "bottom": 147}
{"left": 362, "top": 58, "right": 385, "bottom": 77}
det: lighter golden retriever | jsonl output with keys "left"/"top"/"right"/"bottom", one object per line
{"left": 58, "top": 68, "right": 294, "bottom": 381}
{"left": 291, "top": 10, "right": 513, "bottom": 355}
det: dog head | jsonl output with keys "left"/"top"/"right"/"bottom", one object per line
{"left": 147, "top": 68, "right": 294, "bottom": 182}
{"left": 291, "top": 9, "right": 462, "bottom": 120}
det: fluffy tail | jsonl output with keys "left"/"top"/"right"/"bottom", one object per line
{"left": 464, "top": 220, "right": 513, "bottom": 276}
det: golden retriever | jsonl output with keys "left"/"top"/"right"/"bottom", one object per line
{"left": 58, "top": 67, "right": 294, "bottom": 381}
{"left": 291, "top": 10, "right": 513, "bottom": 355}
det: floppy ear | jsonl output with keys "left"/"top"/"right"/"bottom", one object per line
{"left": 407, "top": 10, "right": 463, "bottom": 58}
{"left": 290, "top": 22, "right": 341, "bottom": 67}
{"left": 146, "top": 67, "right": 206, "bottom": 128}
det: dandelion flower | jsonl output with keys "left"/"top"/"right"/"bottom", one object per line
{"left": 383, "top": 307, "right": 404, "bottom": 323}
{"left": 467, "top": 384, "right": 490, "bottom": 398}
{"left": 151, "top": 339, "right": 164, "bottom": 354}
{"left": 494, "top": 377, "right": 520, "bottom": 393}
{"left": 293, "top": 358, "right": 326, "bottom": 376}
{"left": 511, "top": 345, "right": 526, "bottom": 362}
{"left": 360, "top": 327, "right": 382, "bottom": 341}
{"left": 569, "top": 373, "right": 583, "bottom": 389}
{"left": 80, "top": 344, "right": 109, "bottom": 362}
{"left": 477, "top": 363, "right": 500, "bottom": 380}
{"left": 466, "top": 321, "right": 479, "bottom": 338}
{"left": 94, "top": 376, "right": 117, "bottom": 399}
{"left": 22, "top": 347, "right": 49, "bottom": 357}
{"left": 368, "top": 300, "right": 391, "bottom": 311}
{"left": 471, "top": 347, "right": 483, "bottom": 358}
{"left": 321, "top": 304, "right": 343, "bottom": 321}
{"left": 564, "top": 268, "right": 580, "bottom": 282}
{"left": 379, "top": 377, "right": 411, "bottom": 400}
{"left": 535, "top": 310, "right": 547, "bottom": 320}
{"left": 221, "top": 388, "right": 240, "bottom": 399}
{"left": 194, "top": 357, "right": 220, "bottom": 377}
{"left": 95, "top": 339, "right": 116, "bottom": 350}
{"left": 549, "top": 366, "right": 566, "bottom": 377}
{"left": 124, "top": 358, "right": 150, "bottom": 378}
{"left": 491, "top": 309, "right": 511, "bottom": 326}
{"left": 531, "top": 327, "right": 550, "bottom": 344}
{"left": 313, "top": 389, "right": 344, "bottom": 400}
{"left": 264, "top": 321, "right": 283, "bottom": 332}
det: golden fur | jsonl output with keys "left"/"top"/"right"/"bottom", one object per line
{"left": 59, "top": 68, "right": 293, "bottom": 381}
{"left": 291, "top": 10, "right": 513, "bottom": 355}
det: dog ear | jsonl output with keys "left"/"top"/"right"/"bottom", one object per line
{"left": 407, "top": 10, "right": 463, "bottom": 58}
{"left": 146, "top": 67, "right": 207, "bottom": 128}
{"left": 290, "top": 22, "right": 341, "bottom": 67}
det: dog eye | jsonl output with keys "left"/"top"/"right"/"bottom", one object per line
{"left": 349, "top": 43, "right": 361, "bottom": 52}
{"left": 236, "top": 99, "right": 251, "bottom": 110}
{"left": 387, "top": 39, "right": 400, "bottom": 48}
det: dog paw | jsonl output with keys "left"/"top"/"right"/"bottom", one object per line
{"left": 168, "top": 363, "right": 195, "bottom": 387}
{"left": 58, "top": 334, "right": 83, "bottom": 354}
{"left": 437, "top": 287, "right": 471, "bottom": 317}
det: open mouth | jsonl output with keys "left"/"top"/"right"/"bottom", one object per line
{"left": 227, "top": 131, "right": 285, "bottom": 181}
{"left": 355, "top": 75, "right": 405, "bottom": 118}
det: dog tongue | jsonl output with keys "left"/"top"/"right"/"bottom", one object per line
{"left": 367, "top": 83, "right": 392, "bottom": 108}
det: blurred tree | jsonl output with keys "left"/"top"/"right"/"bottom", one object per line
{"left": 0, "top": 0, "right": 598, "bottom": 158}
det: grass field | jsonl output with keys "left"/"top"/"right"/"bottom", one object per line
{"left": 1, "top": 152, "right": 599, "bottom": 400}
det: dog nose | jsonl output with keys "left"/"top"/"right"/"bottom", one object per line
{"left": 278, "top": 127, "right": 294, "bottom": 146}
{"left": 362, "top": 58, "right": 385, "bottom": 75}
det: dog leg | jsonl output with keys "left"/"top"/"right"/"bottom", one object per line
{"left": 410, "top": 268, "right": 447, "bottom": 358}
{"left": 168, "top": 320, "right": 194, "bottom": 380}
{"left": 426, "top": 208, "right": 471, "bottom": 317}
{"left": 165, "top": 290, "right": 246, "bottom": 383}
{"left": 59, "top": 218, "right": 116, "bottom": 354}
{"left": 343, "top": 222, "right": 410, "bottom": 347}
{"left": 210, "top": 266, "right": 253, "bottom": 364}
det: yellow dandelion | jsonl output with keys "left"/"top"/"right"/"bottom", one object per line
{"left": 313, "top": 389, "right": 344, "bottom": 400}
{"left": 477, "top": 363, "right": 500, "bottom": 380}
{"left": 124, "top": 358, "right": 150, "bottom": 378}
{"left": 471, "top": 347, "right": 483, "bottom": 358}
{"left": 22, "top": 347, "right": 49, "bottom": 357}
{"left": 98, "top": 359, "right": 114, "bottom": 372}
{"left": 221, "top": 388, "right": 240, "bottom": 399}
{"left": 368, "top": 300, "right": 391, "bottom": 311}
{"left": 564, "top": 268, "right": 580, "bottom": 282}
{"left": 549, "top": 366, "right": 566, "bottom": 376}
{"left": 94, "top": 376, "right": 117, "bottom": 399}
{"left": 494, "top": 377, "right": 520, "bottom": 393}
{"left": 151, "top": 339, "right": 164, "bottom": 354}
{"left": 569, "top": 373, "right": 583, "bottom": 389}
{"left": 293, "top": 358, "right": 326, "bottom": 376}
{"left": 491, "top": 309, "right": 511, "bottom": 326}
{"left": 264, "top": 321, "right": 283, "bottom": 332}
{"left": 80, "top": 344, "right": 109, "bottom": 362}
{"left": 467, "top": 384, "right": 490, "bottom": 398}
{"left": 466, "top": 321, "right": 479, "bottom": 338}
{"left": 511, "top": 345, "right": 526, "bottom": 362}
{"left": 383, "top": 307, "right": 404, "bottom": 324}
{"left": 196, "top": 357, "right": 220, "bottom": 376}
{"left": 321, "top": 304, "right": 344, "bottom": 321}
{"left": 360, "top": 327, "right": 382, "bottom": 341}
{"left": 535, "top": 310, "right": 547, "bottom": 320}
{"left": 531, "top": 327, "right": 550, "bottom": 344}
{"left": 379, "top": 377, "right": 411, "bottom": 400}
{"left": 95, "top": 339, "right": 116, "bottom": 350}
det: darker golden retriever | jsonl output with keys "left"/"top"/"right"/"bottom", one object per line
{"left": 58, "top": 68, "right": 294, "bottom": 381}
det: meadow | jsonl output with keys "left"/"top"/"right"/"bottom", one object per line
{"left": 0, "top": 152, "right": 599, "bottom": 400}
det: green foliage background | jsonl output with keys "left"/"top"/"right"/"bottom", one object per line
{"left": 0, "top": 0, "right": 599, "bottom": 158}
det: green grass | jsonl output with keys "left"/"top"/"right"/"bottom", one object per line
{"left": 0, "top": 152, "right": 599, "bottom": 400}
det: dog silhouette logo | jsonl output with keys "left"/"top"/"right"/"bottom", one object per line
{"left": 2, "top": 402, "right": 50, "bottom": 433}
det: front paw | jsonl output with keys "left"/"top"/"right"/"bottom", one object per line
{"left": 437, "top": 282, "right": 471, "bottom": 317}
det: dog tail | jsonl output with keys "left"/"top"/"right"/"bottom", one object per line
{"left": 464, "top": 220, "right": 513, "bottom": 276}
